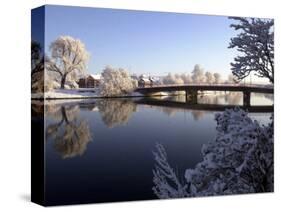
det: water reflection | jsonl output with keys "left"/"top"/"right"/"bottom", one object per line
{"left": 264, "top": 93, "right": 274, "bottom": 101}
{"left": 31, "top": 100, "right": 44, "bottom": 117}
{"left": 166, "top": 92, "right": 242, "bottom": 105}
{"left": 191, "top": 111, "right": 206, "bottom": 121}
{"left": 199, "top": 92, "right": 242, "bottom": 105}
{"left": 46, "top": 104, "right": 92, "bottom": 159}
{"left": 161, "top": 107, "right": 183, "bottom": 117}
{"left": 35, "top": 92, "right": 273, "bottom": 160}
{"left": 155, "top": 106, "right": 206, "bottom": 121}
{"left": 33, "top": 93, "right": 273, "bottom": 204}
{"left": 251, "top": 93, "right": 274, "bottom": 105}
{"left": 42, "top": 100, "right": 137, "bottom": 158}
{"left": 139, "top": 92, "right": 244, "bottom": 121}
{"left": 157, "top": 92, "right": 273, "bottom": 106}
{"left": 97, "top": 99, "right": 137, "bottom": 128}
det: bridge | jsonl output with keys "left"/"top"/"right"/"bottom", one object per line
{"left": 135, "top": 84, "right": 274, "bottom": 106}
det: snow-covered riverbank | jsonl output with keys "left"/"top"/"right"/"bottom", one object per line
{"left": 31, "top": 88, "right": 170, "bottom": 99}
{"left": 32, "top": 88, "right": 99, "bottom": 99}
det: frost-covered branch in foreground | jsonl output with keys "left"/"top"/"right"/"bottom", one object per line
{"left": 152, "top": 143, "right": 188, "bottom": 198}
{"left": 153, "top": 108, "right": 273, "bottom": 198}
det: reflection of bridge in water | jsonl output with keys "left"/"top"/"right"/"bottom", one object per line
{"left": 135, "top": 98, "right": 273, "bottom": 113}
{"left": 76, "top": 97, "right": 273, "bottom": 113}
{"left": 135, "top": 84, "right": 274, "bottom": 107}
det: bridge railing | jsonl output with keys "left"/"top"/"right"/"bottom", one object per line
{"left": 137, "top": 83, "right": 273, "bottom": 89}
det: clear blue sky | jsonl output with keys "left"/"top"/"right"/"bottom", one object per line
{"left": 42, "top": 5, "right": 239, "bottom": 79}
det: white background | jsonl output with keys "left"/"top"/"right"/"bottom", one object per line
{"left": 0, "top": 0, "right": 279, "bottom": 211}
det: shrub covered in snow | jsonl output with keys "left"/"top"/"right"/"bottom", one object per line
{"left": 100, "top": 66, "right": 137, "bottom": 97}
{"left": 153, "top": 108, "right": 273, "bottom": 198}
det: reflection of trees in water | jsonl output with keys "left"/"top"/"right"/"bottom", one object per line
{"left": 199, "top": 92, "right": 242, "bottom": 105}
{"left": 31, "top": 101, "right": 44, "bottom": 118}
{"left": 224, "top": 92, "right": 242, "bottom": 105}
{"left": 168, "top": 94, "right": 186, "bottom": 103}
{"left": 158, "top": 92, "right": 242, "bottom": 106}
{"left": 45, "top": 104, "right": 65, "bottom": 121}
{"left": 250, "top": 93, "right": 273, "bottom": 106}
{"left": 263, "top": 94, "right": 274, "bottom": 101}
{"left": 192, "top": 93, "right": 242, "bottom": 120}
{"left": 146, "top": 92, "right": 244, "bottom": 120}
{"left": 161, "top": 107, "right": 178, "bottom": 117}
{"left": 97, "top": 100, "right": 137, "bottom": 128}
{"left": 150, "top": 105, "right": 206, "bottom": 121}
{"left": 199, "top": 95, "right": 219, "bottom": 104}
{"left": 161, "top": 107, "right": 190, "bottom": 117}
{"left": 191, "top": 111, "right": 206, "bottom": 120}
{"left": 46, "top": 104, "right": 92, "bottom": 159}
{"left": 255, "top": 93, "right": 274, "bottom": 102}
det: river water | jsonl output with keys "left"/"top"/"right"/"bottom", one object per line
{"left": 31, "top": 92, "right": 273, "bottom": 205}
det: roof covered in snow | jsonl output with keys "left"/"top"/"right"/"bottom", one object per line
{"left": 89, "top": 74, "right": 101, "bottom": 80}
{"left": 139, "top": 78, "right": 151, "bottom": 83}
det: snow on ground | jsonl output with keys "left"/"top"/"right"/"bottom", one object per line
{"left": 32, "top": 88, "right": 98, "bottom": 99}
{"left": 45, "top": 89, "right": 98, "bottom": 99}
{"left": 31, "top": 89, "right": 170, "bottom": 99}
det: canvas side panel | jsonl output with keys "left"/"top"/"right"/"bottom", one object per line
{"left": 31, "top": 5, "right": 46, "bottom": 206}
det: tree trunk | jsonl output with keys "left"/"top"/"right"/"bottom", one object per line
{"left": 61, "top": 74, "right": 66, "bottom": 89}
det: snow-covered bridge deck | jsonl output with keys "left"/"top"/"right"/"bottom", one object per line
{"left": 136, "top": 83, "right": 273, "bottom": 94}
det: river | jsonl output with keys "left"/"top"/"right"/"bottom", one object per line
{"left": 31, "top": 92, "right": 273, "bottom": 205}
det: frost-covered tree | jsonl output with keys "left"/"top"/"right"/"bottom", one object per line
{"left": 31, "top": 41, "right": 45, "bottom": 92}
{"left": 100, "top": 66, "right": 137, "bottom": 97}
{"left": 31, "top": 41, "right": 44, "bottom": 76}
{"left": 162, "top": 73, "right": 175, "bottom": 85}
{"left": 153, "top": 108, "right": 273, "bottom": 198}
{"left": 174, "top": 74, "right": 180, "bottom": 79}
{"left": 227, "top": 74, "right": 238, "bottom": 84}
{"left": 205, "top": 71, "right": 214, "bottom": 84}
{"left": 229, "top": 17, "right": 274, "bottom": 83}
{"left": 181, "top": 73, "right": 192, "bottom": 84}
{"left": 31, "top": 40, "right": 62, "bottom": 92}
{"left": 46, "top": 36, "right": 90, "bottom": 89}
{"left": 191, "top": 64, "right": 205, "bottom": 83}
{"left": 213, "top": 73, "right": 221, "bottom": 84}
{"left": 162, "top": 73, "right": 184, "bottom": 85}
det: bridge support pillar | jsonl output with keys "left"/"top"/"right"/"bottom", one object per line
{"left": 243, "top": 91, "right": 251, "bottom": 107}
{"left": 185, "top": 90, "right": 198, "bottom": 104}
